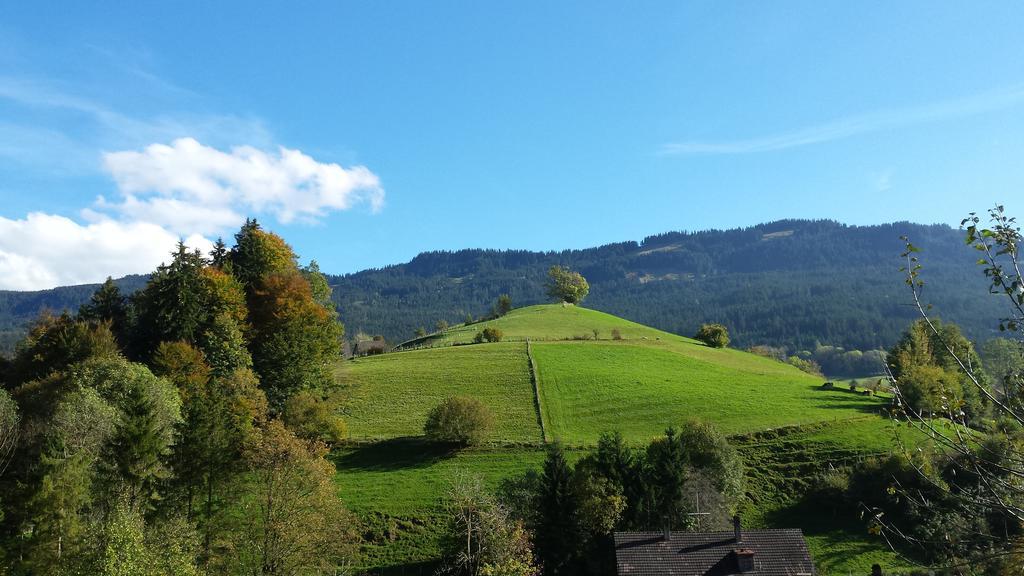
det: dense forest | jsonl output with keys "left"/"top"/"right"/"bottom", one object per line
{"left": 0, "top": 220, "right": 353, "bottom": 575}
{"left": 0, "top": 220, "right": 1002, "bottom": 357}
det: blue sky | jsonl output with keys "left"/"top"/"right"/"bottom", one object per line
{"left": 1, "top": 2, "right": 1023, "bottom": 289}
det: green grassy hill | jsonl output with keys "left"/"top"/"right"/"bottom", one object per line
{"left": 334, "top": 304, "right": 915, "bottom": 574}
{"left": 402, "top": 304, "right": 682, "bottom": 346}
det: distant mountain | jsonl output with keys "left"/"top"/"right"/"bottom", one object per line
{"left": 0, "top": 275, "right": 149, "bottom": 354}
{"left": 327, "top": 219, "right": 1001, "bottom": 351}
{"left": 0, "top": 219, "right": 1003, "bottom": 356}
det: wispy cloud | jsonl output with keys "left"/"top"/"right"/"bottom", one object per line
{"left": 661, "top": 85, "right": 1024, "bottom": 156}
{"left": 870, "top": 169, "right": 894, "bottom": 193}
{"left": 83, "top": 43, "right": 199, "bottom": 100}
{"left": 0, "top": 76, "right": 272, "bottom": 163}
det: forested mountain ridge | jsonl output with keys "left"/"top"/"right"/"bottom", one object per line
{"left": 0, "top": 219, "right": 1001, "bottom": 354}
{"left": 0, "top": 275, "right": 149, "bottom": 354}
{"left": 328, "top": 219, "right": 1000, "bottom": 351}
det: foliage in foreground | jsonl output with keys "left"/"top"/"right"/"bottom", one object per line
{"left": 438, "top": 472, "right": 539, "bottom": 576}
{"left": 872, "top": 206, "right": 1024, "bottom": 571}
{"left": 0, "top": 220, "right": 354, "bottom": 575}
{"left": 483, "top": 422, "right": 742, "bottom": 576}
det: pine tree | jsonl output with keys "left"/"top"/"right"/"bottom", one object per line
{"left": 644, "top": 427, "right": 686, "bottom": 530}
{"left": 199, "top": 312, "right": 252, "bottom": 378}
{"left": 25, "top": 444, "right": 93, "bottom": 572}
{"left": 79, "top": 277, "right": 129, "bottom": 341}
{"left": 534, "top": 444, "right": 581, "bottom": 575}
{"left": 102, "top": 385, "right": 166, "bottom": 513}
{"left": 132, "top": 242, "right": 208, "bottom": 357}
{"left": 209, "top": 238, "right": 229, "bottom": 270}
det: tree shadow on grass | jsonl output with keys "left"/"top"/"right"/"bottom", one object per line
{"left": 809, "top": 385, "right": 891, "bottom": 415}
{"left": 333, "top": 436, "right": 460, "bottom": 472}
{"left": 764, "top": 497, "right": 918, "bottom": 573}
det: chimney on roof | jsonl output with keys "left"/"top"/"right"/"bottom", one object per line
{"left": 662, "top": 523, "right": 670, "bottom": 541}
{"left": 734, "top": 549, "right": 755, "bottom": 572}
{"left": 733, "top": 515, "right": 742, "bottom": 542}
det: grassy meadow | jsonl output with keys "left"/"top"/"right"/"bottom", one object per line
{"left": 533, "top": 340, "right": 887, "bottom": 443}
{"left": 336, "top": 342, "right": 541, "bottom": 443}
{"left": 400, "top": 304, "right": 689, "bottom": 347}
{"left": 333, "top": 304, "right": 921, "bottom": 574}
{"left": 333, "top": 443, "right": 584, "bottom": 572}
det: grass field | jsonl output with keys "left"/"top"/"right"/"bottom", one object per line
{"left": 532, "top": 340, "right": 887, "bottom": 443}
{"left": 336, "top": 342, "right": 541, "bottom": 443}
{"left": 334, "top": 443, "right": 580, "bottom": 573}
{"left": 733, "top": 417, "right": 929, "bottom": 574}
{"left": 332, "top": 304, "right": 920, "bottom": 574}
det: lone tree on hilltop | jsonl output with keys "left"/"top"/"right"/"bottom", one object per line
{"left": 695, "top": 323, "right": 730, "bottom": 348}
{"left": 546, "top": 266, "right": 590, "bottom": 304}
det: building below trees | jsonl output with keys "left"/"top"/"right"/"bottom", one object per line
{"left": 614, "top": 518, "right": 816, "bottom": 575}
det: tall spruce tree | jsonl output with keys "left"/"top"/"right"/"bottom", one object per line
{"left": 644, "top": 427, "right": 686, "bottom": 530}
{"left": 102, "top": 384, "right": 166, "bottom": 513}
{"left": 132, "top": 242, "right": 208, "bottom": 358}
{"left": 209, "top": 238, "right": 229, "bottom": 270}
{"left": 534, "top": 444, "right": 581, "bottom": 575}
{"left": 78, "top": 277, "right": 129, "bottom": 343}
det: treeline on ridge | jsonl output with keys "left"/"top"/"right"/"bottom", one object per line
{"left": 328, "top": 219, "right": 1001, "bottom": 352}
{"left": 0, "top": 219, "right": 1004, "bottom": 356}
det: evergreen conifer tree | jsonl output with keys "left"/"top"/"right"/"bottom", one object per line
{"left": 102, "top": 385, "right": 166, "bottom": 513}
{"left": 78, "top": 277, "right": 129, "bottom": 341}
{"left": 534, "top": 443, "right": 581, "bottom": 575}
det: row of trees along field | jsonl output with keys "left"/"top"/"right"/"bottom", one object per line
{"left": 0, "top": 219, "right": 353, "bottom": 575}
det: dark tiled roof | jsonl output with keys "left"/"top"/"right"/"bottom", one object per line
{"left": 614, "top": 529, "right": 816, "bottom": 576}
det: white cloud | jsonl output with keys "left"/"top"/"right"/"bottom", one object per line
{"left": 0, "top": 74, "right": 385, "bottom": 290}
{"left": 0, "top": 138, "right": 385, "bottom": 290}
{"left": 100, "top": 138, "right": 384, "bottom": 235}
{"left": 662, "top": 84, "right": 1024, "bottom": 156}
{"left": 0, "top": 213, "right": 212, "bottom": 291}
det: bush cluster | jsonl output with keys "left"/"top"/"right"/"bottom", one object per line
{"left": 695, "top": 323, "right": 730, "bottom": 348}
{"left": 424, "top": 396, "right": 494, "bottom": 445}
{"left": 474, "top": 327, "right": 503, "bottom": 343}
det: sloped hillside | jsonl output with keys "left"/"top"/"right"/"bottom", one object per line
{"left": 333, "top": 304, "right": 908, "bottom": 574}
